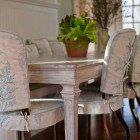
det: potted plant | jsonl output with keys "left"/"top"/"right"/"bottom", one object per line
{"left": 57, "top": 12, "right": 98, "bottom": 57}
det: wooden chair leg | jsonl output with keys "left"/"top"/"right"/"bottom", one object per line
{"left": 115, "top": 109, "right": 130, "bottom": 139}
{"left": 129, "top": 99, "right": 140, "bottom": 132}
{"left": 54, "top": 124, "right": 57, "bottom": 140}
{"left": 136, "top": 96, "right": 140, "bottom": 106}
{"left": 17, "top": 131, "right": 22, "bottom": 140}
{"left": 23, "top": 131, "right": 31, "bottom": 140}
{"left": 103, "top": 114, "right": 113, "bottom": 140}
{"left": 87, "top": 115, "right": 91, "bottom": 129}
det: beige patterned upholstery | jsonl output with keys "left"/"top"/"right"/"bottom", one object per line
{"left": 128, "top": 35, "right": 140, "bottom": 97}
{"left": 79, "top": 29, "right": 136, "bottom": 112}
{"left": 0, "top": 32, "right": 30, "bottom": 112}
{"left": 100, "top": 29, "right": 136, "bottom": 111}
{"left": 130, "top": 35, "right": 140, "bottom": 83}
{"left": 0, "top": 31, "right": 64, "bottom": 133}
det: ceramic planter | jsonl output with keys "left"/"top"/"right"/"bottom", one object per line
{"left": 64, "top": 37, "right": 90, "bottom": 57}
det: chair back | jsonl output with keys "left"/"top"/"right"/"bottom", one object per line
{"left": 0, "top": 31, "right": 30, "bottom": 112}
{"left": 100, "top": 29, "right": 136, "bottom": 96}
{"left": 129, "top": 35, "right": 140, "bottom": 82}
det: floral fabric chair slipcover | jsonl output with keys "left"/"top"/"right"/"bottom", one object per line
{"left": 127, "top": 35, "right": 140, "bottom": 97}
{"left": 122, "top": 35, "right": 140, "bottom": 132}
{"left": 100, "top": 28, "right": 136, "bottom": 111}
{"left": 0, "top": 31, "right": 64, "bottom": 132}
{"left": 77, "top": 28, "right": 136, "bottom": 114}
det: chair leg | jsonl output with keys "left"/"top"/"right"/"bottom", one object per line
{"left": 103, "top": 114, "right": 113, "bottom": 140}
{"left": 23, "top": 131, "right": 31, "bottom": 140}
{"left": 54, "top": 124, "right": 57, "bottom": 140}
{"left": 115, "top": 109, "right": 130, "bottom": 139}
{"left": 17, "top": 131, "right": 22, "bottom": 140}
{"left": 136, "top": 95, "right": 140, "bottom": 106}
{"left": 129, "top": 99, "right": 140, "bottom": 132}
{"left": 87, "top": 115, "right": 91, "bottom": 129}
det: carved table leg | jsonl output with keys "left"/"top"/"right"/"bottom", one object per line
{"left": 61, "top": 85, "right": 80, "bottom": 140}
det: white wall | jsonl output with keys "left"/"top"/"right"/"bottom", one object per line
{"left": 58, "top": 0, "right": 73, "bottom": 23}
{"left": 0, "top": 0, "right": 60, "bottom": 40}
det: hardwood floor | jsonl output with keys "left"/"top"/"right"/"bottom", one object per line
{"left": 32, "top": 99, "right": 140, "bottom": 140}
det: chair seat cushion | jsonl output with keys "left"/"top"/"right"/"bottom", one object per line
{"left": 0, "top": 98, "right": 64, "bottom": 131}
{"left": 54, "top": 90, "right": 124, "bottom": 115}
{"left": 78, "top": 91, "right": 124, "bottom": 114}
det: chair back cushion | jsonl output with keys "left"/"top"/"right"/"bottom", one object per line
{"left": 48, "top": 40, "right": 67, "bottom": 56}
{"left": 100, "top": 29, "right": 136, "bottom": 96}
{"left": 27, "top": 39, "right": 53, "bottom": 56}
{"left": 26, "top": 44, "right": 40, "bottom": 58}
{"left": 129, "top": 35, "right": 140, "bottom": 82}
{"left": 0, "top": 31, "right": 30, "bottom": 112}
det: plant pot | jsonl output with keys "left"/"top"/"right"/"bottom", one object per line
{"left": 64, "top": 37, "right": 90, "bottom": 57}
{"left": 97, "top": 28, "right": 109, "bottom": 53}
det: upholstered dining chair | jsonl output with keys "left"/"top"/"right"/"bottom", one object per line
{"left": 78, "top": 28, "right": 136, "bottom": 139}
{"left": 85, "top": 34, "right": 140, "bottom": 133}
{"left": 130, "top": 35, "right": 140, "bottom": 106}
{"left": 124, "top": 34, "right": 140, "bottom": 131}
{"left": 54, "top": 28, "right": 136, "bottom": 139}
{"left": 0, "top": 31, "right": 64, "bottom": 140}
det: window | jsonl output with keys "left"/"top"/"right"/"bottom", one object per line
{"left": 122, "top": 0, "right": 140, "bottom": 34}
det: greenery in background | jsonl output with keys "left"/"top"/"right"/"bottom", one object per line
{"left": 57, "top": 12, "right": 98, "bottom": 43}
{"left": 91, "top": 0, "right": 122, "bottom": 29}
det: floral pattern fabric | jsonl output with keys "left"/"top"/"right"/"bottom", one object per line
{"left": 0, "top": 31, "right": 64, "bottom": 131}
{"left": 0, "top": 31, "right": 30, "bottom": 112}
{"left": 0, "top": 99, "right": 64, "bottom": 131}
{"left": 100, "top": 29, "right": 136, "bottom": 111}
{"left": 130, "top": 35, "right": 140, "bottom": 82}
{"left": 100, "top": 29, "right": 136, "bottom": 96}
{"left": 128, "top": 35, "right": 140, "bottom": 97}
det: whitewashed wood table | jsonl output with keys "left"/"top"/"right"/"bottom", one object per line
{"left": 28, "top": 53, "right": 103, "bottom": 140}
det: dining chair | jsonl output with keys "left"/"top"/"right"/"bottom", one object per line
{"left": 54, "top": 28, "right": 136, "bottom": 139}
{"left": 78, "top": 28, "right": 136, "bottom": 139}
{"left": 86, "top": 34, "right": 140, "bottom": 132}
{"left": 123, "top": 34, "right": 140, "bottom": 131}
{"left": 0, "top": 31, "right": 64, "bottom": 140}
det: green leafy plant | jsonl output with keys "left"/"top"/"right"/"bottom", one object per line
{"left": 57, "top": 12, "right": 98, "bottom": 43}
